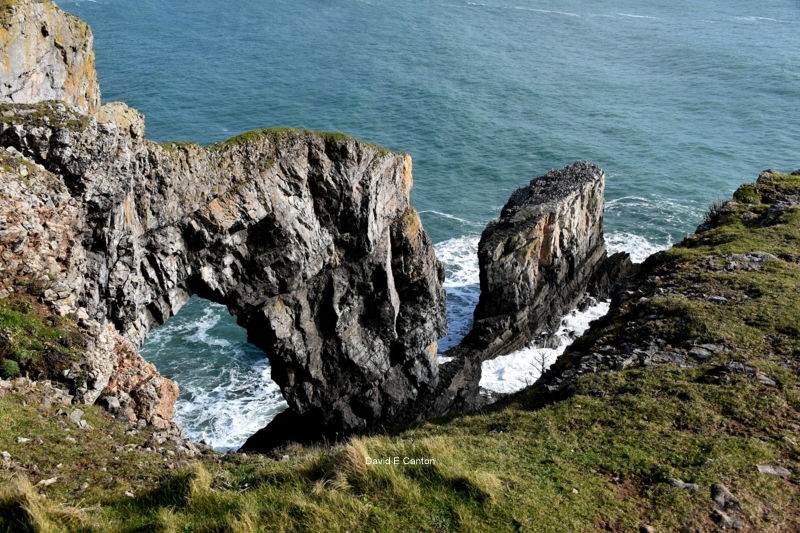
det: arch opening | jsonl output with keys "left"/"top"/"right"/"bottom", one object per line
{"left": 140, "top": 296, "right": 287, "bottom": 450}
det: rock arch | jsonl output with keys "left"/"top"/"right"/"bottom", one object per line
{"left": 0, "top": 100, "right": 447, "bottom": 447}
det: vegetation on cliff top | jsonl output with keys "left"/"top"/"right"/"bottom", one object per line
{"left": 1, "top": 172, "right": 799, "bottom": 532}
{"left": 212, "top": 127, "right": 390, "bottom": 155}
{"left": 0, "top": 102, "right": 90, "bottom": 131}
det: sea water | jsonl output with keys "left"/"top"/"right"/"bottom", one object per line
{"left": 62, "top": 0, "right": 800, "bottom": 447}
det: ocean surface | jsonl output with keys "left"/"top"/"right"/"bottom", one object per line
{"left": 62, "top": 0, "right": 800, "bottom": 448}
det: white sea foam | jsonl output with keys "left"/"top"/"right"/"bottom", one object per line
{"left": 606, "top": 231, "right": 670, "bottom": 263}
{"left": 479, "top": 299, "right": 610, "bottom": 394}
{"left": 419, "top": 210, "right": 484, "bottom": 228}
{"left": 175, "top": 358, "right": 286, "bottom": 450}
{"left": 616, "top": 13, "right": 660, "bottom": 20}
{"left": 734, "top": 16, "right": 784, "bottom": 23}
{"left": 434, "top": 234, "right": 482, "bottom": 352}
{"left": 183, "top": 306, "right": 231, "bottom": 347}
{"left": 514, "top": 7, "right": 580, "bottom": 17}
{"left": 605, "top": 194, "right": 704, "bottom": 228}
{"left": 141, "top": 299, "right": 287, "bottom": 450}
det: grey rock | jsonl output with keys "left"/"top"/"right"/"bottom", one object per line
{"left": 699, "top": 343, "right": 726, "bottom": 354}
{"left": 0, "top": 451, "right": 10, "bottom": 460}
{"left": 754, "top": 372, "right": 777, "bottom": 386}
{"left": 756, "top": 464, "right": 791, "bottom": 478}
{"left": 15, "top": 437, "right": 30, "bottom": 444}
{"left": 688, "top": 346, "right": 713, "bottom": 362}
{"left": 67, "top": 409, "right": 84, "bottom": 426}
{"left": 99, "top": 395, "right": 121, "bottom": 412}
{"left": 717, "top": 252, "right": 777, "bottom": 272}
{"left": 704, "top": 362, "right": 777, "bottom": 386}
{"left": 667, "top": 478, "right": 699, "bottom": 491}
{"left": 711, "top": 483, "right": 743, "bottom": 513}
{"left": 0, "top": 0, "right": 100, "bottom": 113}
{"left": 639, "top": 526, "right": 657, "bottom": 533}
{"left": 459, "top": 162, "right": 631, "bottom": 360}
{"left": 711, "top": 509, "right": 743, "bottom": 530}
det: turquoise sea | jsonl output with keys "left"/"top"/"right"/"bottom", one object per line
{"left": 63, "top": 0, "right": 800, "bottom": 448}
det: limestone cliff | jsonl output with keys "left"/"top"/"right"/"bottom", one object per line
{"left": 420, "top": 163, "right": 632, "bottom": 419}
{"left": 1, "top": 0, "right": 447, "bottom": 447}
{"left": 0, "top": 0, "right": 99, "bottom": 113}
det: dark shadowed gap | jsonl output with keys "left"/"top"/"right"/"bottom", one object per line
{"left": 139, "top": 296, "right": 287, "bottom": 450}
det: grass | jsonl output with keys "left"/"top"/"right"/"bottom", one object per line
{"left": 158, "top": 141, "right": 201, "bottom": 153}
{"left": 0, "top": 102, "right": 90, "bottom": 131}
{"left": 0, "top": 149, "right": 42, "bottom": 187}
{"left": 0, "top": 171, "right": 798, "bottom": 532}
{"left": 0, "top": 295, "right": 84, "bottom": 380}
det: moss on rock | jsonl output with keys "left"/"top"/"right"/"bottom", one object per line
{"left": 212, "top": 127, "right": 390, "bottom": 155}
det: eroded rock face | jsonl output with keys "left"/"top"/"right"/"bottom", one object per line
{"left": 422, "top": 162, "right": 633, "bottom": 418}
{"left": 0, "top": 0, "right": 100, "bottom": 114}
{"left": 0, "top": 140, "right": 178, "bottom": 430}
{"left": 0, "top": 103, "right": 447, "bottom": 446}
{"left": 457, "top": 162, "right": 631, "bottom": 360}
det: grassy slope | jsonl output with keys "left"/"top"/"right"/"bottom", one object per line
{"left": 1, "top": 173, "right": 799, "bottom": 532}
{"left": 0, "top": 296, "right": 85, "bottom": 381}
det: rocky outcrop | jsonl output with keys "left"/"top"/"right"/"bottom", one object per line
{"left": 535, "top": 168, "right": 800, "bottom": 394}
{"left": 1, "top": 0, "right": 447, "bottom": 448}
{"left": 415, "top": 162, "right": 633, "bottom": 419}
{"left": 455, "top": 162, "right": 632, "bottom": 360}
{"left": 0, "top": 135, "right": 179, "bottom": 430}
{"left": 1, "top": 0, "right": 100, "bottom": 114}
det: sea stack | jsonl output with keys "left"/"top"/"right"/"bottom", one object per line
{"left": 454, "top": 162, "right": 632, "bottom": 360}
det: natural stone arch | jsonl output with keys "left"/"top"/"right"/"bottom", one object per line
{"left": 1, "top": 105, "right": 447, "bottom": 448}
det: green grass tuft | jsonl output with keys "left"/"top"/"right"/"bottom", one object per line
{"left": 0, "top": 295, "right": 84, "bottom": 380}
